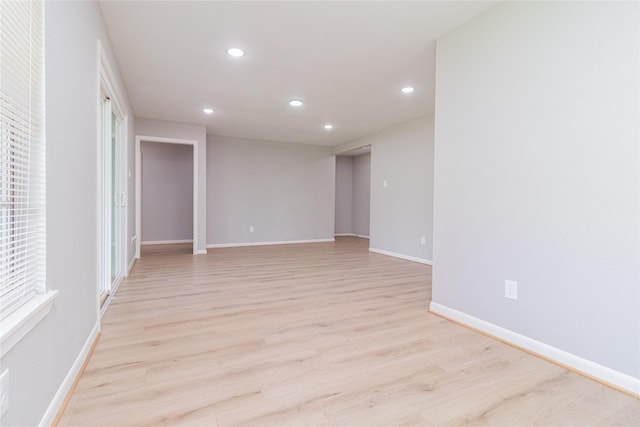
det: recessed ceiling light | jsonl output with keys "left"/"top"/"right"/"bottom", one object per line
{"left": 324, "top": 124, "right": 333, "bottom": 130}
{"left": 203, "top": 108, "right": 214, "bottom": 114}
{"left": 401, "top": 86, "right": 415, "bottom": 94}
{"left": 289, "top": 99, "right": 304, "bottom": 107}
{"left": 227, "top": 48, "right": 244, "bottom": 57}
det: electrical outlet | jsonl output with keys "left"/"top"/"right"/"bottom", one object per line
{"left": 505, "top": 280, "right": 518, "bottom": 300}
{"left": 420, "top": 236, "right": 426, "bottom": 245}
{"left": 383, "top": 180, "right": 388, "bottom": 188}
{"left": 249, "top": 226, "right": 255, "bottom": 233}
{"left": 0, "top": 369, "right": 9, "bottom": 418}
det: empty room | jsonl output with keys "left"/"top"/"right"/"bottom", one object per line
{"left": 0, "top": 1, "right": 638, "bottom": 426}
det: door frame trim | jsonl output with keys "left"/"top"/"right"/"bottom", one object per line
{"left": 97, "top": 41, "right": 128, "bottom": 318}
{"left": 135, "top": 135, "right": 199, "bottom": 258}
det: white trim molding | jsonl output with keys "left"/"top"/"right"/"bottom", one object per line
{"left": 0, "top": 291, "right": 58, "bottom": 358}
{"left": 97, "top": 40, "right": 129, "bottom": 325}
{"left": 127, "top": 256, "right": 136, "bottom": 276}
{"left": 369, "top": 247, "right": 432, "bottom": 265}
{"left": 100, "top": 277, "right": 124, "bottom": 317}
{"left": 429, "top": 302, "right": 640, "bottom": 397}
{"left": 135, "top": 135, "right": 200, "bottom": 257}
{"left": 207, "top": 238, "right": 334, "bottom": 249}
{"left": 141, "top": 239, "right": 194, "bottom": 246}
{"left": 38, "top": 322, "right": 100, "bottom": 427}
{"left": 335, "top": 233, "right": 370, "bottom": 239}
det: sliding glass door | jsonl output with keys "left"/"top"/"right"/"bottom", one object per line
{"left": 100, "top": 97, "right": 125, "bottom": 307}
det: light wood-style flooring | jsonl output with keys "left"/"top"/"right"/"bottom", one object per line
{"left": 59, "top": 237, "right": 639, "bottom": 426}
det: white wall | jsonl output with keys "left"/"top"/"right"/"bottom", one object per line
{"left": 141, "top": 141, "right": 193, "bottom": 243}
{"left": 0, "top": 2, "right": 134, "bottom": 425}
{"left": 335, "top": 115, "right": 434, "bottom": 262}
{"left": 136, "top": 118, "right": 207, "bottom": 253}
{"left": 335, "top": 156, "right": 353, "bottom": 234}
{"left": 207, "top": 136, "right": 335, "bottom": 245}
{"left": 432, "top": 1, "right": 639, "bottom": 382}
{"left": 352, "top": 153, "right": 371, "bottom": 237}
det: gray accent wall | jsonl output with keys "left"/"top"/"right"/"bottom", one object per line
{"left": 433, "top": 1, "right": 639, "bottom": 378}
{"left": 334, "top": 115, "right": 434, "bottom": 261}
{"left": 352, "top": 153, "right": 371, "bottom": 237}
{"left": 334, "top": 156, "right": 353, "bottom": 234}
{"left": 0, "top": 2, "right": 135, "bottom": 425}
{"left": 136, "top": 118, "right": 207, "bottom": 253}
{"left": 141, "top": 141, "right": 193, "bottom": 242}
{"left": 207, "top": 136, "right": 335, "bottom": 245}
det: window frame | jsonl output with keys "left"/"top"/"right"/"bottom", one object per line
{"left": 0, "top": 0, "right": 57, "bottom": 358}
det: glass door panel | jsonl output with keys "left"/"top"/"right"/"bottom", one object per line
{"left": 100, "top": 100, "right": 123, "bottom": 308}
{"left": 99, "top": 98, "right": 111, "bottom": 304}
{"left": 111, "top": 112, "right": 118, "bottom": 286}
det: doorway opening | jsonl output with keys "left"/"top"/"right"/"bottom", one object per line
{"left": 135, "top": 136, "right": 199, "bottom": 258}
{"left": 139, "top": 141, "right": 194, "bottom": 254}
{"left": 334, "top": 146, "right": 371, "bottom": 239}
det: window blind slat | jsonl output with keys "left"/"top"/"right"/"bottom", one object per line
{"left": 0, "top": 0, "right": 46, "bottom": 320}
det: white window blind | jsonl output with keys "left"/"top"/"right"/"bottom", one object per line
{"left": 0, "top": 0, "right": 45, "bottom": 319}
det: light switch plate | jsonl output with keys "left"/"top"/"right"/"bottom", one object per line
{"left": 505, "top": 280, "right": 518, "bottom": 300}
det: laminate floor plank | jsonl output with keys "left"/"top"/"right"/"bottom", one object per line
{"left": 59, "top": 238, "right": 638, "bottom": 426}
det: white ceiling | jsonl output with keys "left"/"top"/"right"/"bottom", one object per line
{"left": 99, "top": 1, "right": 495, "bottom": 146}
{"left": 340, "top": 145, "right": 371, "bottom": 157}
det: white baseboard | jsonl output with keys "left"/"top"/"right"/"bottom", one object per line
{"left": 335, "top": 233, "right": 370, "bottom": 239}
{"left": 100, "top": 275, "right": 125, "bottom": 317}
{"left": 39, "top": 322, "right": 100, "bottom": 427}
{"left": 429, "top": 302, "right": 640, "bottom": 397}
{"left": 126, "top": 256, "right": 136, "bottom": 276}
{"left": 141, "top": 239, "right": 193, "bottom": 246}
{"left": 369, "top": 247, "right": 432, "bottom": 265}
{"left": 207, "top": 238, "right": 334, "bottom": 249}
